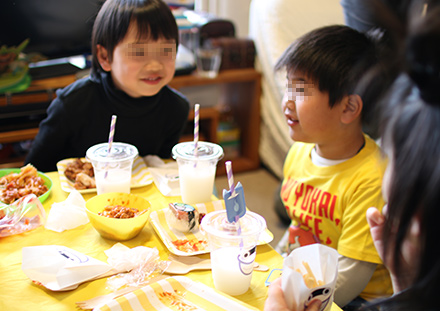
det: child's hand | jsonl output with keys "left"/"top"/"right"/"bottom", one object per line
{"left": 264, "top": 278, "right": 322, "bottom": 311}
{"left": 366, "top": 206, "right": 386, "bottom": 262}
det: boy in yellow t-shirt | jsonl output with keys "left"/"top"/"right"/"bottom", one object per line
{"left": 274, "top": 25, "right": 392, "bottom": 309}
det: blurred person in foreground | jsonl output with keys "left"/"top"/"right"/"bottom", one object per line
{"left": 265, "top": 1, "right": 440, "bottom": 310}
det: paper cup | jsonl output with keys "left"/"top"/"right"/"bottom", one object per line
{"left": 281, "top": 244, "right": 339, "bottom": 311}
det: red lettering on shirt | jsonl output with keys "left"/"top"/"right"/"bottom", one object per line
{"left": 314, "top": 218, "right": 323, "bottom": 241}
{"left": 281, "top": 178, "right": 296, "bottom": 203}
{"left": 301, "top": 185, "right": 314, "bottom": 211}
{"left": 294, "top": 183, "right": 304, "bottom": 207}
{"left": 309, "top": 188, "right": 321, "bottom": 215}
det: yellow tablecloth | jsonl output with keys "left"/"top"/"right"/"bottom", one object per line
{"left": 0, "top": 172, "right": 341, "bottom": 311}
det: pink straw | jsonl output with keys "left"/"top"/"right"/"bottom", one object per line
{"left": 194, "top": 104, "right": 200, "bottom": 157}
{"left": 225, "top": 161, "right": 235, "bottom": 196}
{"left": 107, "top": 115, "right": 117, "bottom": 155}
{"left": 105, "top": 115, "right": 117, "bottom": 179}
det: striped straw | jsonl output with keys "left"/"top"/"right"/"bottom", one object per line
{"left": 104, "top": 115, "right": 117, "bottom": 179}
{"left": 107, "top": 115, "right": 117, "bottom": 155}
{"left": 194, "top": 104, "right": 200, "bottom": 157}
{"left": 225, "top": 161, "right": 235, "bottom": 196}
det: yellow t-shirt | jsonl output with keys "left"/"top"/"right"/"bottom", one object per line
{"left": 281, "top": 134, "right": 393, "bottom": 300}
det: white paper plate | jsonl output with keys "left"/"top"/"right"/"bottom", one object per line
{"left": 57, "top": 157, "right": 153, "bottom": 193}
{"left": 95, "top": 276, "right": 258, "bottom": 311}
{"left": 151, "top": 200, "right": 274, "bottom": 256}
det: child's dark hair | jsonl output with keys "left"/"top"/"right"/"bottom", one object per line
{"left": 362, "top": 3, "right": 440, "bottom": 311}
{"left": 275, "top": 25, "right": 378, "bottom": 110}
{"left": 91, "top": 0, "right": 178, "bottom": 77}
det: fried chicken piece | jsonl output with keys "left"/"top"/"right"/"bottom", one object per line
{"left": 74, "top": 173, "right": 96, "bottom": 190}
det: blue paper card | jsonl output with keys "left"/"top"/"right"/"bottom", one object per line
{"left": 223, "top": 182, "right": 246, "bottom": 223}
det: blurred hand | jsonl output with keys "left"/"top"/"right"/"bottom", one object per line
{"left": 366, "top": 206, "right": 386, "bottom": 262}
{"left": 264, "top": 278, "right": 322, "bottom": 311}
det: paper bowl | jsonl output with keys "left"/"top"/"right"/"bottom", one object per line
{"left": 85, "top": 192, "right": 151, "bottom": 241}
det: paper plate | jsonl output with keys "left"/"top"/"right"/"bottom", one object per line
{"left": 94, "top": 276, "right": 258, "bottom": 311}
{"left": 150, "top": 200, "right": 274, "bottom": 256}
{"left": 57, "top": 156, "right": 153, "bottom": 193}
{"left": 0, "top": 169, "right": 52, "bottom": 204}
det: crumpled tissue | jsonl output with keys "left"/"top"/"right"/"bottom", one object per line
{"left": 281, "top": 244, "right": 338, "bottom": 311}
{"left": 144, "top": 155, "right": 180, "bottom": 197}
{"left": 45, "top": 190, "right": 89, "bottom": 232}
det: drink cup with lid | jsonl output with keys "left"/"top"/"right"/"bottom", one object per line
{"left": 172, "top": 141, "right": 223, "bottom": 204}
{"left": 86, "top": 142, "right": 138, "bottom": 195}
{"left": 201, "top": 210, "right": 266, "bottom": 296}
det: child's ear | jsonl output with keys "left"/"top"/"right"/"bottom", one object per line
{"left": 96, "top": 44, "right": 111, "bottom": 72}
{"left": 341, "top": 94, "right": 363, "bottom": 124}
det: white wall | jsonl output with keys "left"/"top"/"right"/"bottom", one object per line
{"left": 194, "top": 0, "right": 252, "bottom": 38}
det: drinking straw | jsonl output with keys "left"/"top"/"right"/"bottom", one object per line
{"left": 104, "top": 115, "right": 117, "bottom": 179}
{"left": 107, "top": 115, "right": 117, "bottom": 155}
{"left": 194, "top": 103, "right": 200, "bottom": 157}
{"left": 225, "top": 161, "right": 235, "bottom": 196}
{"left": 225, "top": 161, "right": 243, "bottom": 246}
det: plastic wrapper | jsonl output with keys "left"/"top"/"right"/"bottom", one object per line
{"left": 0, "top": 194, "right": 46, "bottom": 237}
{"left": 281, "top": 244, "right": 338, "bottom": 311}
{"left": 104, "top": 243, "right": 170, "bottom": 290}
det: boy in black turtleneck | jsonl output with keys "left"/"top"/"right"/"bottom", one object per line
{"left": 25, "top": 0, "right": 190, "bottom": 172}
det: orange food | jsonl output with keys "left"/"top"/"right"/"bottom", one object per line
{"left": 0, "top": 164, "right": 48, "bottom": 204}
{"left": 172, "top": 239, "right": 208, "bottom": 253}
{"left": 98, "top": 205, "right": 140, "bottom": 219}
{"left": 158, "top": 290, "right": 199, "bottom": 311}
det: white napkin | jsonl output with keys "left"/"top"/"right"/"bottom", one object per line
{"left": 45, "top": 190, "right": 89, "bottom": 232}
{"left": 281, "top": 244, "right": 338, "bottom": 311}
{"left": 22, "top": 245, "right": 113, "bottom": 291}
{"left": 144, "top": 155, "right": 180, "bottom": 196}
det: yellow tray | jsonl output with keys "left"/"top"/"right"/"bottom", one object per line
{"left": 151, "top": 200, "right": 274, "bottom": 256}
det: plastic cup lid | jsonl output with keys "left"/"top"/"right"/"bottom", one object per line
{"left": 86, "top": 142, "right": 138, "bottom": 163}
{"left": 172, "top": 141, "right": 224, "bottom": 161}
{"left": 201, "top": 210, "right": 266, "bottom": 239}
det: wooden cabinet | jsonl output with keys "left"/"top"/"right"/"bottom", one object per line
{"left": 0, "top": 69, "right": 261, "bottom": 174}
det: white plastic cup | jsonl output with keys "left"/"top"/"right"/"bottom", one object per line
{"left": 201, "top": 210, "right": 267, "bottom": 296}
{"left": 86, "top": 142, "right": 138, "bottom": 195}
{"left": 172, "top": 141, "right": 223, "bottom": 204}
{"left": 196, "top": 47, "right": 222, "bottom": 78}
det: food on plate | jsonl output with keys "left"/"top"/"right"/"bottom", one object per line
{"left": 158, "top": 290, "right": 199, "bottom": 311}
{"left": 64, "top": 158, "right": 95, "bottom": 190}
{"left": 0, "top": 164, "right": 48, "bottom": 204}
{"left": 167, "top": 203, "right": 201, "bottom": 233}
{"left": 98, "top": 205, "right": 146, "bottom": 219}
{"left": 172, "top": 238, "right": 208, "bottom": 253}
{"left": 297, "top": 261, "right": 324, "bottom": 289}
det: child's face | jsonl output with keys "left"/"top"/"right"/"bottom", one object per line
{"left": 281, "top": 71, "right": 343, "bottom": 144}
{"left": 102, "top": 23, "right": 176, "bottom": 98}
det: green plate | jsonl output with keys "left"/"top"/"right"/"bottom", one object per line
{"left": 0, "top": 168, "right": 53, "bottom": 204}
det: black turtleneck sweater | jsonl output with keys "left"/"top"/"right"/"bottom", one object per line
{"left": 25, "top": 71, "right": 190, "bottom": 172}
